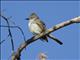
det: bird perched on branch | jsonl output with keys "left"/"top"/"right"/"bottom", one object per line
{"left": 26, "top": 13, "right": 63, "bottom": 45}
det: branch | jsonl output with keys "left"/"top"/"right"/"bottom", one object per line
{"left": 48, "top": 16, "right": 80, "bottom": 33}
{"left": 0, "top": 14, "right": 14, "bottom": 51}
{"left": 0, "top": 40, "right": 5, "bottom": 44}
{"left": 0, "top": 25, "right": 26, "bottom": 44}
{"left": 11, "top": 16, "right": 80, "bottom": 60}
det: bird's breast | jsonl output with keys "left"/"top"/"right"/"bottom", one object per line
{"left": 28, "top": 21, "right": 43, "bottom": 34}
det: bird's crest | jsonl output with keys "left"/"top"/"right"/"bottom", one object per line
{"left": 29, "top": 12, "right": 39, "bottom": 19}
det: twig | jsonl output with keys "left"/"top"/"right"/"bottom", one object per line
{"left": 11, "top": 16, "right": 80, "bottom": 60}
{"left": 0, "top": 14, "right": 14, "bottom": 51}
{"left": 0, "top": 40, "right": 5, "bottom": 44}
{"left": 0, "top": 25, "right": 26, "bottom": 44}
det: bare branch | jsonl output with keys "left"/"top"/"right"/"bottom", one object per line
{"left": 0, "top": 14, "right": 14, "bottom": 51}
{"left": 48, "top": 16, "right": 80, "bottom": 33}
{"left": 0, "top": 40, "right": 5, "bottom": 44}
{"left": 11, "top": 16, "right": 80, "bottom": 60}
{"left": 0, "top": 25, "right": 26, "bottom": 44}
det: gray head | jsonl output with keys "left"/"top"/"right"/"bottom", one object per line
{"left": 26, "top": 13, "right": 39, "bottom": 20}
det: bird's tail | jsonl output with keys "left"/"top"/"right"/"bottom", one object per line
{"left": 40, "top": 34, "right": 63, "bottom": 45}
{"left": 40, "top": 36, "right": 48, "bottom": 42}
{"left": 47, "top": 34, "right": 63, "bottom": 45}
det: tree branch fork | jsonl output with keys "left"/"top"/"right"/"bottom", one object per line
{"left": 11, "top": 16, "right": 80, "bottom": 60}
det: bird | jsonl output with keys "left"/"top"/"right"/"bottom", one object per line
{"left": 26, "top": 13, "right": 63, "bottom": 45}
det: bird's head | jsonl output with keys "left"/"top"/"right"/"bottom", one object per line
{"left": 26, "top": 12, "right": 39, "bottom": 20}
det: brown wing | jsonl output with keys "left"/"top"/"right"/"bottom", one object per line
{"left": 35, "top": 19, "right": 46, "bottom": 33}
{"left": 35, "top": 19, "right": 48, "bottom": 42}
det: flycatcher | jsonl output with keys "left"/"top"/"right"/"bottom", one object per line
{"left": 26, "top": 13, "right": 63, "bottom": 45}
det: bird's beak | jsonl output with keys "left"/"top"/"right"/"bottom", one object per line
{"left": 25, "top": 18, "right": 29, "bottom": 20}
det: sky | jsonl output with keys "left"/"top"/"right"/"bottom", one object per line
{"left": 1, "top": 1, "right": 80, "bottom": 60}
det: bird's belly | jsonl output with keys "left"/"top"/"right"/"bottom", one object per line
{"left": 29, "top": 23, "right": 42, "bottom": 34}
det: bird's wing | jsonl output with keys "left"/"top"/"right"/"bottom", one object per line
{"left": 35, "top": 19, "right": 46, "bottom": 32}
{"left": 38, "top": 19, "right": 46, "bottom": 27}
